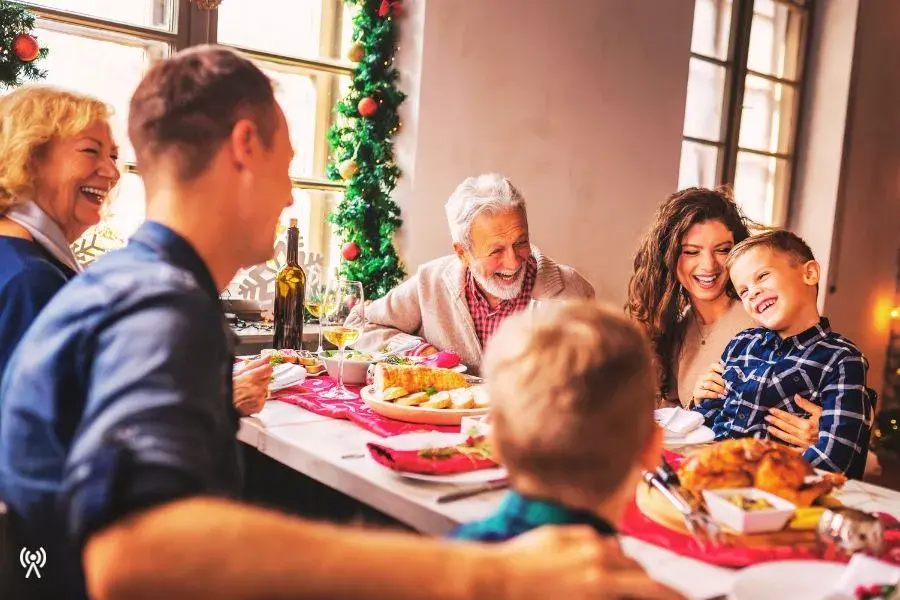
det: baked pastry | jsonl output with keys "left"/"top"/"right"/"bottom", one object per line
{"left": 373, "top": 364, "right": 468, "bottom": 396}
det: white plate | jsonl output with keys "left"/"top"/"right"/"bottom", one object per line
{"left": 729, "top": 560, "right": 845, "bottom": 600}
{"left": 367, "top": 432, "right": 507, "bottom": 484}
{"left": 268, "top": 364, "right": 307, "bottom": 391}
{"left": 663, "top": 425, "right": 715, "bottom": 447}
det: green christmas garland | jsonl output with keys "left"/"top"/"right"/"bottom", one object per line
{"left": 0, "top": 1, "right": 47, "bottom": 89}
{"left": 326, "top": 0, "right": 406, "bottom": 300}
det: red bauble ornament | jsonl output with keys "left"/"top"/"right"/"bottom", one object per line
{"left": 12, "top": 33, "right": 39, "bottom": 62}
{"left": 358, "top": 97, "right": 378, "bottom": 118}
{"left": 341, "top": 241, "right": 361, "bottom": 261}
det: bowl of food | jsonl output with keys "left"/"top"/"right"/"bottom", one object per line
{"left": 702, "top": 487, "right": 796, "bottom": 534}
{"left": 321, "top": 350, "right": 374, "bottom": 385}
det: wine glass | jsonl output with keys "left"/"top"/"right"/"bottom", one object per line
{"left": 319, "top": 279, "right": 364, "bottom": 400}
{"left": 304, "top": 265, "right": 328, "bottom": 355}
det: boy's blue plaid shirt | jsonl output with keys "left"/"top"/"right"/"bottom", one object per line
{"left": 693, "top": 318, "right": 873, "bottom": 476}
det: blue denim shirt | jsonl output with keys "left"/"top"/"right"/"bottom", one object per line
{"left": 0, "top": 222, "right": 241, "bottom": 599}
{"left": 693, "top": 318, "right": 873, "bottom": 478}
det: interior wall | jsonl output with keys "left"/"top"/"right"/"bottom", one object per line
{"left": 393, "top": 0, "right": 695, "bottom": 306}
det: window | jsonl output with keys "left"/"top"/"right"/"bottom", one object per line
{"left": 21, "top": 0, "right": 355, "bottom": 304}
{"left": 678, "top": 0, "right": 810, "bottom": 225}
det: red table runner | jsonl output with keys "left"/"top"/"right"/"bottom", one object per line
{"left": 272, "top": 377, "right": 457, "bottom": 437}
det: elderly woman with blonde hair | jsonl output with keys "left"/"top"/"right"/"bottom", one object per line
{"left": 0, "top": 85, "right": 273, "bottom": 415}
{"left": 0, "top": 86, "right": 120, "bottom": 377}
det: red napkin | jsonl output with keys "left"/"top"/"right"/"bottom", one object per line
{"left": 366, "top": 438, "right": 497, "bottom": 475}
{"left": 418, "top": 351, "right": 461, "bottom": 369}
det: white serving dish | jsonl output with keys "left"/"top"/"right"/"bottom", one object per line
{"left": 460, "top": 414, "right": 491, "bottom": 437}
{"left": 702, "top": 487, "right": 796, "bottom": 534}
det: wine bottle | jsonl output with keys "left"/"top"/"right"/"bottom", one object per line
{"left": 273, "top": 218, "right": 307, "bottom": 350}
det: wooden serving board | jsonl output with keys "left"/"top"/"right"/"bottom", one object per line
{"left": 635, "top": 482, "right": 823, "bottom": 548}
{"left": 359, "top": 385, "right": 489, "bottom": 426}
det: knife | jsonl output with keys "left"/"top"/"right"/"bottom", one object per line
{"left": 435, "top": 479, "right": 508, "bottom": 504}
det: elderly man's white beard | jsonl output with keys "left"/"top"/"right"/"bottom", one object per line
{"left": 470, "top": 262, "right": 527, "bottom": 301}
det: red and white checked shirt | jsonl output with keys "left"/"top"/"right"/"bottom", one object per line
{"left": 465, "top": 257, "right": 537, "bottom": 348}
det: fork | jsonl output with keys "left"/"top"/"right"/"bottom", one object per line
{"left": 641, "top": 470, "right": 724, "bottom": 549}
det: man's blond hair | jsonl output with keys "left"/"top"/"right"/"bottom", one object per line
{"left": 483, "top": 300, "right": 656, "bottom": 501}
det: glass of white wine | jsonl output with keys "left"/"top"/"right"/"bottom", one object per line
{"left": 319, "top": 279, "right": 364, "bottom": 400}
{"left": 304, "top": 265, "right": 328, "bottom": 355}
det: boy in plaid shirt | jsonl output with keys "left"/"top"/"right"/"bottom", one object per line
{"left": 692, "top": 230, "right": 873, "bottom": 477}
{"left": 451, "top": 301, "right": 664, "bottom": 544}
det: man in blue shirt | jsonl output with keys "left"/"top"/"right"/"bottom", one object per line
{"left": 0, "top": 46, "right": 674, "bottom": 600}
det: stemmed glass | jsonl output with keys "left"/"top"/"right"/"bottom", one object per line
{"left": 319, "top": 279, "right": 364, "bottom": 400}
{"left": 304, "top": 265, "right": 328, "bottom": 355}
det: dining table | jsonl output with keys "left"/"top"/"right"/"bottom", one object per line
{"left": 238, "top": 384, "right": 900, "bottom": 600}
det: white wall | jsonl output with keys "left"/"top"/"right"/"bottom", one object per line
{"left": 394, "top": 0, "right": 695, "bottom": 306}
{"left": 816, "top": 0, "right": 900, "bottom": 396}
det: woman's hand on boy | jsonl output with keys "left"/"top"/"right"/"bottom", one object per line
{"left": 497, "top": 526, "right": 686, "bottom": 599}
{"left": 692, "top": 362, "right": 725, "bottom": 402}
{"left": 765, "top": 395, "right": 822, "bottom": 449}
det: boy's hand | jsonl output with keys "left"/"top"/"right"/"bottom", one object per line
{"left": 498, "top": 526, "right": 686, "bottom": 599}
{"left": 692, "top": 362, "right": 725, "bottom": 402}
{"left": 765, "top": 394, "right": 822, "bottom": 449}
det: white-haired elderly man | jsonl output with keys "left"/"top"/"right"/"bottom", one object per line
{"left": 347, "top": 173, "right": 594, "bottom": 374}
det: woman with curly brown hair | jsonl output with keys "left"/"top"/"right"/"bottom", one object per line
{"left": 627, "top": 187, "right": 754, "bottom": 407}
{"left": 627, "top": 187, "right": 820, "bottom": 449}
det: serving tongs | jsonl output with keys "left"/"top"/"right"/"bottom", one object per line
{"left": 641, "top": 458, "right": 724, "bottom": 549}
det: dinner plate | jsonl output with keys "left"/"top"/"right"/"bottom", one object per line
{"left": 268, "top": 364, "right": 307, "bottom": 392}
{"left": 360, "top": 385, "right": 489, "bottom": 426}
{"left": 729, "top": 560, "right": 845, "bottom": 600}
{"left": 367, "top": 432, "right": 507, "bottom": 484}
{"left": 662, "top": 425, "right": 715, "bottom": 447}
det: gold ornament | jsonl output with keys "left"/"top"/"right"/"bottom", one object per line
{"left": 191, "top": 0, "right": 223, "bottom": 10}
{"left": 339, "top": 158, "right": 359, "bottom": 180}
{"left": 347, "top": 42, "right": 365, "bottom": 63}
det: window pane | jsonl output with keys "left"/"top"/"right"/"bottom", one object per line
{"left": 738, "top": 74, "right": 797, "bottom": 154}
{"left": 218, "top": 0, "right": 352, "bottom": 62}
{"left": 73, "top": 172, "right": 145, "bottom": 266}
{"left": 34, "top": 21, "right": 168, "bottom": 164}
{"left": 747, "top": 0, "right": 804, "bottom": 80}
{"left": 691, "top": 0, "right": 732, "bottom": 61}
{"left": 678, "top": 141, "right": 719, "bottom": 190}
{"left": 29, "top": 0, "right": 174, "bottom": 31}
{"left": 225, "top": 189, "right": 339, "bottom": 304}
{"left": 683, "top": 58, "right": 727, "bottom": 141}
{"left": 259, "top": 63, "right": 349, "bottom": 179}
{"left": 733, "top": 152, "right": 790, "bottom": 225}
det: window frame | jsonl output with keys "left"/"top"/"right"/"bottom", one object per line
{"left": 21, "top": 0, "right": 351, "bottom": 267}
{"left": 682, "top": 0, "right": 813, "bottom": 226}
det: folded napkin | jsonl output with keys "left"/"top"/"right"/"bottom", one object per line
{"left": 367, "top": 436, "right": 496, "bottom": 475}
{"left": 828, "top": 555, "right": 900, "bottom": 599}
{"left": 418, "top": 351, "right": 461, "bottom": 369}
{"left": 655, "top": 407, "right": 704, "bottom": 437}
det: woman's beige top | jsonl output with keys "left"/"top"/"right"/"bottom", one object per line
{"left": 674, "top": 299, "right": 756, "bottom": 409}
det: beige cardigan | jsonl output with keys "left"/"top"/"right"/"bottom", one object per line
{"left": 346, "top": 247, "right": 594, "bottom": 374}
